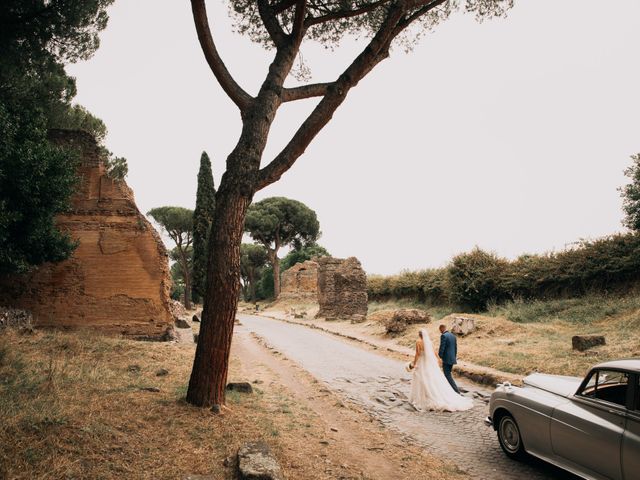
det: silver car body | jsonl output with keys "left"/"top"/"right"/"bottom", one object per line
{"left": 486, "top": 359, "right": 640, "bottom": 480}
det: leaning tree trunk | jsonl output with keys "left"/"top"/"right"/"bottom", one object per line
{"left": 186, "top": 171, "right": 253, "bottom": 407}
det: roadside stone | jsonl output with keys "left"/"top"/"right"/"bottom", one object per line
{"left": 572, "top": 335, "right": 606, "bottom": 351}
{"left": 294, "top": 313, "right": 304, "bottom": 319}
{"left": 175, "top": 318, "right": 191, "bottom": 329}
{"left": 162, "top": 326, "right": 179, "bottom": 341}
{"left": 139, "top": 386, "right": 160, "bottom": 392}
{"left": 155, "top": 368, "right": 169, "bottom": 377}
{"left": 384, "top": 309, "right": 430, "bottom": 335}
{"left": 450, "top": 316, "right": 476, "bottom": 336}
{"left": 226, "top": 382, "right": 254, "bottom": 394}
{"left": 192, "top": 314, "right": 200, "bottom": 323}
{"left": 237, "top": 441, "right": 284, "bottom": 480}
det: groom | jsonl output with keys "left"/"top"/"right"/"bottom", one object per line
{"left": 438, "top": 324, "right": 460, "bottom": 394}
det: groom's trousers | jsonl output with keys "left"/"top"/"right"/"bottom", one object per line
{"left": 442, "top": 364, "right": 460, "bottom": 393}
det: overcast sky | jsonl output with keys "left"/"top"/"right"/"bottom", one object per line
{"left": 67, "top": 0, "right": 640, "bottom": 275}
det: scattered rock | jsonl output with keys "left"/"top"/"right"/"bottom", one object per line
{"left": 211, "top": 404, "right": 221, "bottom": 414}
{"left": 0, "top": 307, "right": 33, "bottom": 331}
{"left": 127, "top": 364, "right": 141, "bottom": 373}
{"left": 139, "top": 386, "right": 160, "bottom": 392}
{"left": 252, "top": 379, "right": 264, "bottom": 384}
{"left": 293, "top": 313, "right": 304, "bottom": 319}
{"left": 235, "top": 318, "right": 242, "bottom": 325}
{"left": 162, "top": 326, "right": 179, "bottom": 342}
{"left": 237, "top": 441, "right": 284, "bottom": 480}
{"left": 330, "top": 427, "right": 338, "bottom": 432}
{"left": 572, "top": 335, "right": 606, "bottom": 352}
{"left": 226, "top": 382, "right": 254, "bottom": 394}
{"left": 155, "top": 368, "right": 169, "bottom": 377}
{"left": 384, "top": 309, "right": 431, "bottom": 335}
{"left": 170, "top": 300, "right": 187, "bottom": 318}
{"left": 175, "top": 318, "right": 191, "bottom": 329}
{"left": 450, "top": 316, "right": 476, "bottom": 336}
{"left": 350, "top": 314, "right": 367, "bottom": 324}
{"left": 192, "top": 314, "right": 200, "bottom": 323}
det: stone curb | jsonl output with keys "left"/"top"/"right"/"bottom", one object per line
{"left": 255, "top": 312, "right": 522, "bottom": 387}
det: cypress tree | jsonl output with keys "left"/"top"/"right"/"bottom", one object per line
{"left": 192, "top": 151, "right": 216, "bottom": 300}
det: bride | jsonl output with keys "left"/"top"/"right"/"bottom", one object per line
{"left": 408, "top": 328, "right": 473, "bottom": 412}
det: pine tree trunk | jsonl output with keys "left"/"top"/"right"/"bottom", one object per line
{"left": 186, "top": 179, "right": 251, "bottom": 407}
{"left": 272, "top": 251, "right": 281, "bottom": 298}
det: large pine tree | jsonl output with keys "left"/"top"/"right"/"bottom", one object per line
{"left": 192, "top": 151, "right": 216, "bottom": 300}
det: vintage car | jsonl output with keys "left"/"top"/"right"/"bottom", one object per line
{"left": 485, "top": 359, "right": 639, "bottom": 480}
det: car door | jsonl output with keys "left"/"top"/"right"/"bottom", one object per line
{"left": 622, "top": 373, "right": 639, "bottom": 480}
{"left": 550, "top": 369, "right": 627, "bottom": 480}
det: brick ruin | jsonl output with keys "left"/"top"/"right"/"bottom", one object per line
{"left": 279, "top": 256, "right": 368, "bottom": 321}
{"left": 279, "top": 260, "right": 319, "bottom": 300}
{"left": 0, "top": 130, "right": 174, "bottom": 338}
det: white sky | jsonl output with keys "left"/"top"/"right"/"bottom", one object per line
{"left": 67, "top": 0, "right": 640, "bottom": 275}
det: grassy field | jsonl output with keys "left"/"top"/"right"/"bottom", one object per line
{"left": 0, "top": 324, "right": 461, "bottom": 480}
{"left": 368, "top": 293, "right": 640, "bottom": 377}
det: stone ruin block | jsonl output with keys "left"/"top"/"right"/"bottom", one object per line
{"left": 279, "top": 260, "right": 319, "bottom": 300}
{"left": 316, "top": 257, "right": 368, "bottom": 321}
{"left": 0, "top": 129, "right": 173, "bottom": 339}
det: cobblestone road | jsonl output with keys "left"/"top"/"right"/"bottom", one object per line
{"left": 239, "top": 314, "right": 579, "bottom": 480}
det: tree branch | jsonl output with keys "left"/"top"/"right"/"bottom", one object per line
{"left": 281, "top": 82, "right": 333, "bottom": 102}
{"left": 291, "top": 1, "right": 307, "bottom": 41}
{"left": 191, "top": 0, "right": 252, "bottom": 111}
{"left": 304, "top": 0, "right": 391, "bottom": 27}
{"left": 256, "top": 3, "right": 405, "bottom": 190}
{"left": 257, "top": 0, "right": 288, "bottom": 47}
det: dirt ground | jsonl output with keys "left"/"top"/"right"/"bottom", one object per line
{"left": 0, "top": 323, "right": 463, "bottom": 480}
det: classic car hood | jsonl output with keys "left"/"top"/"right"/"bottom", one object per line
{"left": 523, "top": 373, "right": 582, "bottom": 398}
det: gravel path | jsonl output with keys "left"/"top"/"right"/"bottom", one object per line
{"left": 238, "top": 314, "right": 579, "bottom": 480}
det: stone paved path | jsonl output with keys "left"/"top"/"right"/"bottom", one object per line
{"left": 238, "top": 314, "right": 579, "bottom": 480}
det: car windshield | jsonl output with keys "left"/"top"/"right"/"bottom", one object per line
{"left": 580, "top": 370, "right": 629, "bottom": 407}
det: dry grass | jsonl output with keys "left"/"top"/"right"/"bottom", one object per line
{"left": 363, "top": 296, "right": 640, "bottom": 378}
{"left": 0, "top": 325, "right": 463, "bottom": 480}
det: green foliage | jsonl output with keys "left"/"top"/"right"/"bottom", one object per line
{"left": 245, "top": 197, "right": 320, "bottom": 255}
{"left": 368, "top": 233, "right": 640, "bottom": 312}
{"left": 169, "top": 246, "right": 193, "bottom": 302}
{"left": 229, "top": 0, "right": 513, "bottom": 50}
{"left": 0, "top": 102, "right": 79, "bottom": 274}
{"left": 148, "top": 206, "right": 194, "bottom": 307}
{"left": 147, "top": 207, "right": 194, "bottom": 243}
{"left": 0, "top": 0, "right": 113, "bottom": 274}
{"left": 192, "top": 152, "right": 216, "bottom": 298}
{"left": 620, "top": 153, "right": 640, "bottom": 232}
{"left": 240, "top": 243, "right": 268, "bottom": 301}
{"left": 103, "top": 155, "right": 128, "bottom": 180}
{"left": 48, "top": 104, "right": 107, "bottom": 143}
{"left": 257, "top": 266, "right": 275, "bottom": 300}
{"left": 448, "top": 248, "right": 510, "bottom": 310}
{"left": 280, "top": 242, "right": 330, "bottom": 272}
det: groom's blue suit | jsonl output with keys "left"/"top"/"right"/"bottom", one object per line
{"left": 438, "top": 330, "right": 460, "bottom": 393}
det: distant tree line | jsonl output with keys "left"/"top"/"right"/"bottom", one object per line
{"left": 368, "top": 233, "right": 640, "bottom": 312}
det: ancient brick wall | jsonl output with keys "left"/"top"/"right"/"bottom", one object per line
{"left": 316, "top": 257, "right": 368, "bottom": 321}
{"left": 0, "top": 130, "right": 173, "bottom": 338}
{"left": 279, "top": 260, "right": 319, "bottom": 299}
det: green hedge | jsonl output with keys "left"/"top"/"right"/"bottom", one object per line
{"left": 367, "top": 233, "right": 640, "bottom": 311}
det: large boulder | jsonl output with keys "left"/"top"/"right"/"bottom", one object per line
{"left": 237, "top": 441, "right": 284, "bottom": 480}
{"left": 384, "top": 309, "right": 430, "bottom": 335}
{"left": 572, "top": 335, "right": 606, "bottom": 352}
{"left": 450, "top": 316, "right": 476, "bottom": 336}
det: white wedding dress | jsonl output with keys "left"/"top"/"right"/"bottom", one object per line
{"left": 409, "top": 328, "right": 474, "bottom": 412}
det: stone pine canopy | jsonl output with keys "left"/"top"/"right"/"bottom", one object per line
{"left": 0, "top": 130, "right": 174, "bottom": 338}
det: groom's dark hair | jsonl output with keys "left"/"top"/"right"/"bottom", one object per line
{"left": 439, "top": 324, "right": 446, "bottom": 332}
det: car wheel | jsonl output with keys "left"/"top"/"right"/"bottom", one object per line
{"left": 497, "top": 413, "right": 526, "bottom": 460}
